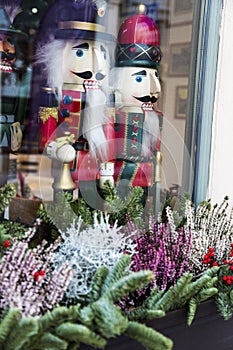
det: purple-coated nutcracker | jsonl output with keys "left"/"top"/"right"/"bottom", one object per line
{"left": 37, "top": 0, "right": 116, "bottom": 206}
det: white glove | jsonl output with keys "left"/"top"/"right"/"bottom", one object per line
{"left": 46, "top": 141, "right": 75, "bottom": 163}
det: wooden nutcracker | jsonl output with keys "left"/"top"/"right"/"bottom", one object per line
{"left": 111, "top": 14, "right": 163, "bottom": 211}
{"left": 0, "top": 3, "right": 28, "bottom": 187}
{"left": 37, "top": 0, "right": 115, "bottom": 207}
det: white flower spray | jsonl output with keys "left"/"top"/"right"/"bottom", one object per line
{"left": 52, "top": 212, "right": 136, "bottom": 301}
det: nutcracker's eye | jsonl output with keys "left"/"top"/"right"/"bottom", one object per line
{"left": 132, "top": 70, "right": 147, "bottom": 83}
{"left": 76, "top": 49, "right": 84, "bottom": 58}
{"left": 135, "top": 75, "right": 143, "bottom": 83}
{"left": 6, "top": 37, "right": 14, "bottom": 47}
{"left": 73, "top": 43, "right": 89, "bottom": 57}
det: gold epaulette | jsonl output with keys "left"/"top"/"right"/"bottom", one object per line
{"left": 39, "top": 106, "right": 58, "bottom": 124}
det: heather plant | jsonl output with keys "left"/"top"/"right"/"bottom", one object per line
{"left": 121, "top": 208, "right": 192, "bottom": 307}
{"left": 0, "top": 220, "right": 72, "bottom": 318}
{"left": 184, "top": 197, "right": 233, "bottom": 274}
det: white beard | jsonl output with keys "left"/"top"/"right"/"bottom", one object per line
{"left": 141, "top": 110, "right": 160, "bottom": 157}
{"left": 82, "top": 87, "right": 109, "bottom": 162}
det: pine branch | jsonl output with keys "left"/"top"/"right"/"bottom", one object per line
{"left": 143, "top": 288, "right": 166, "bottom": 310}
{"left": 87, "top": 265, "right": 109, "bottom": 303}
{"left": 125, "top": 321, "right": 173, "bottom": 350}
{"left": 125, "top": 308, "right": 165, "bottom": 321}
{"left": 215, "top": 291, "right": 233, "bottom": 320}
{"left": 56, "top": 322, "right": 106, "bottom": 349}
{"left": 153, "top": 272, "right": 193, "bottom": 311}
{"left": 37, "top": 305, "right": 82, "bottom": 332}
{"left": 101, "top": 254, "right": 131, "bottom": 295}
{"left": 5, "top": 317, "right": 38, "bottom": 350}
{"left": 105, "top": 270, "right": 154, "bottom": 303}
{"left": 187, "top": 287, "right": 218, "bottom": 325}
{"left": 35, "top": 332, "right": 68, "bottom": 350}
{"left": 0, "top": 309, "right": 21, "bottom": 346}
{"left": 91, "top": 297, "right": 128, "bottom": 338}
{"left": 103, "top": 183, "right": 144, "bottom": 226}
{"left": 0, "top": 184, "right": 16, "bottom": 215}
{"left": 78, "top": 306, "right": 94, "bottom": 327}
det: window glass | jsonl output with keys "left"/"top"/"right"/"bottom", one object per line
{"left": 5, "top": 0, "right": 221, "bottom": 207}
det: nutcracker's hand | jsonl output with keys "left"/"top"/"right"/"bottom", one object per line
{"left": 99, "top": 162, "right": 114, "bottom": 189}
{"left": 46, "top": 141, "right": 76, "bottom": 163}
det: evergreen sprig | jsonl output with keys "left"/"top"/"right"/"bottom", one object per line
{"left": 215, "top": 264, "right": 233, "bottom": 320}
{"left": 0, "top": 184, "right": 16, "bottom": 215}
{"left": 103, "top": 181, "right": 144, "bottom": 226}
{"left": 0, "top": 256, "right": 173, "bottom": 350}
{"left": 125, "top": 321, "right": 173, "bottom": 350}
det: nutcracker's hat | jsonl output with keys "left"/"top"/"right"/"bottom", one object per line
{"left": 115, "top": 14, "right": 162, "bottom": 69}
{"left": 40, "top": 0, "right": 114, "bottom": 42}
{"left": 0, "top": 5, "right": 27, "bottom": 41}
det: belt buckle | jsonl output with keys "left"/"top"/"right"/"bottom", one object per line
{"left": 83, "top": 142, "right": 88, "bottom": 151}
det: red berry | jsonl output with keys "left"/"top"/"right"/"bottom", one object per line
{"left": 212, "top": 262, "right": 218, "bottom": 266}
{"left": 222, "top": 276, "right": 227, "bottom": 281}
{"left": 34, "top": 272, "right": 39, "bottom": 281}
{"left": 39, "top": 270, "right": 45, "bottom": 276}
{"left": 209, "top": 247, "right": 214, "bottom": 253}
{"left": 3, "top": 240, "right": 10, "bottom": 248}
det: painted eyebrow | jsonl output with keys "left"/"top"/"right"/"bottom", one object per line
{"left": 131, "top": 70, "right": 147, "bottom": 76}
{"left": 72, "top": 43, "right": 89, "bottom": 50}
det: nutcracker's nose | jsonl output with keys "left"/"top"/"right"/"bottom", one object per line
{"left": 93, "top": 47, "right": 106, "bottom": 80}
{"left": 149, "top": 72, "right": 161, "bottom": 97}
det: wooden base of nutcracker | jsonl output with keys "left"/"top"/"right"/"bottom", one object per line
{"left": 52, "top": 162, "right": 76, "bottom": 200}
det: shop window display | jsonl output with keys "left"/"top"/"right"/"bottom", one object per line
{"left": 7, "top": 0, "right": 195, "bottom": 208}
{"left": 0, "top": 2, "right": 232, "bottom": 350}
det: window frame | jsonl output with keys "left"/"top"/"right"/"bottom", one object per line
{"left": 182, "top": 0, "right": 223, "bottom": 205}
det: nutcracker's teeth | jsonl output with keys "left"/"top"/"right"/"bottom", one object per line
{"left": 141, "top": 102, "right": 154, "bottom": 111}
{"left": 84, "top": 79, "right": 101, "bottom": 89}
{"left": 0, "top": 63, "right": 13, "bottom": 72}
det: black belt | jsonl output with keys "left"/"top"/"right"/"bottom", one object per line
{"left": 116, "top": 156, "right": 154, "bottom": 162}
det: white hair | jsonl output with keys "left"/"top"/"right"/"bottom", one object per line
{"left": 36, "top": 39, "right": 65, "bottom": 99}
{"left": 141, "top": 110, "right": 160, "bottom": 156}
{"left": 82, "top": 87, "right": 109, "bottom": 162}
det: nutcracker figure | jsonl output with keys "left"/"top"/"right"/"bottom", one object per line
{"left": 37, "top": 0, "right": 115, "bottom": 207}
{"left": 111, "top": 14, "right": 163, "bottom": 209}
{"left": 0, "top": 3, "right": 28, "bottom": 187}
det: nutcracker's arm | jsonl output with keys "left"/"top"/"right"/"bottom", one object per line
{"left": 38, "top": 87, "right": 59, "bottom": 152}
